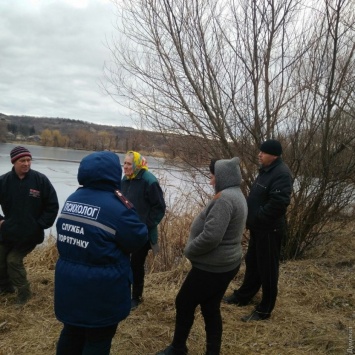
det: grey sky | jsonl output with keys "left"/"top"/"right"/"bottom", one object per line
{"left": 0, "top": 0, "right": 134, "bottom": 127}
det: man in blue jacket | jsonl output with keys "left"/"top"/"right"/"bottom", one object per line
{"left": 54, "top": 151, "right": 148, "bottom": 355}
{"left": 0, "top": 146, "right": 59, "bottom": 305}
{"left": 224, "top": 139, "right": 293, "bottom": 321}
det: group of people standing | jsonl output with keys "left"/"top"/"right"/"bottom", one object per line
{"left": 157, "top": 139, "right": 293, "bottom": 355}
{"left": 0, "top": 139, "right": 293, "bottom": 355}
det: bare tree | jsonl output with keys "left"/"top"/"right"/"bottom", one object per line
{"left": 104, "top": 0, "right": 355, "bottom": 259}
{"left": 282, "top": 0, "right": 355, "bottom": 257}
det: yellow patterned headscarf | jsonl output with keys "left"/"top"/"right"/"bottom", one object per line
{"left": 125, "top": 151, "right": 148, "bottom": 179}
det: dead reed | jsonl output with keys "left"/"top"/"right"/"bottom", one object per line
{"left": 0, "top": 217, "right": 354, "bottom": 355}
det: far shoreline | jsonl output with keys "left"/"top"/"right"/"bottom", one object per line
{"left": 2, "top": 140, "right": 167, "bottom": 160}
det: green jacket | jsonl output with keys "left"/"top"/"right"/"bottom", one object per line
{"left": 121, "top": 169, "right": 166, "bottom": 245}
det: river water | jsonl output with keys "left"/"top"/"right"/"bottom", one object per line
{"left": 0, "top": 143, "right": 203, "bottom": 236}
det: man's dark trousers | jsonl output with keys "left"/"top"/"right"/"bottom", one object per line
{"left": 234, "top": 228, "right": 283, "bottom": 315}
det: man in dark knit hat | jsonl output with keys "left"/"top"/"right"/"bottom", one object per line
{"left": 224, "top": 139, "right": 293, "bottom": 321}
{"left": 0, "top": 146, "right": 59, "bottom": 305}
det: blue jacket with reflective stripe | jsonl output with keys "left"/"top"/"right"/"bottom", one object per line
{"left": 54, "top": 151, "right": 148, "bottom": 327}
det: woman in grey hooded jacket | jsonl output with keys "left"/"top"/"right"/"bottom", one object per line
{"left": 157, "top": 157, "right": 247, "bottom": 355}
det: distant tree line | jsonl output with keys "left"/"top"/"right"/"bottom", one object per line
{"left": 0, "top": 114, "right": 169, "bottom": 155}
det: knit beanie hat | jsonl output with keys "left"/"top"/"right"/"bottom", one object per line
{"left": 10, "top": 146, "right": 32, "bottom": 163}
{"left": 260, "top": 139, "right": 282, "bottom": 156}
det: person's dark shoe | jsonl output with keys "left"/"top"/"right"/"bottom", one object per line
{"left": 131, "top": 297, "right": 142, "bottom": 310}
{"left": 223, "top": 293, "right": 249, "bottom": 306}
{"left": 205, "top": 345, "right": 220, "bottom": 355}
{"left": 0, "top": 285, "right": 15, "bottom": 295}
{"left": 15, "top": 286, "right": 32, "bottom": 305}
{"left": 156, "top": 344, "right": 188, "bottom": 355}
{"left": 241, "top": 310, "right": 270, "bottom": 322}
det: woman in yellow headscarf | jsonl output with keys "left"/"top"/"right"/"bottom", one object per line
{"left": 121, "top": 151, "right": 166, "bottom": 310}
{"left": 123, "top": 151, "right": 148, "bottom": 180}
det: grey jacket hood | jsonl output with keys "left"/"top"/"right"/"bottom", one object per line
{"left": 214, "top": 157, "right": 242, "bottom": 193}
{"left": 184, "top": 156, "right": 247, "bottom": 273}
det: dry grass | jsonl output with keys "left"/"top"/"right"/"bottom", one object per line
{"left": 1, "top": 224, "right": 354, "bottom": 355}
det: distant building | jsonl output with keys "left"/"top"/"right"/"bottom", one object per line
{"left": 28, "top": 135, "right": 41, "bottom": 142}
{"left": 15, "top": 134, "right": 26, "bottom": 141}
{"left": 5, "top": 132, "right": 15, "bottom": 139}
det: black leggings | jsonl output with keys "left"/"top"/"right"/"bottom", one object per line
{"left": 130, "top": 241, "right": 151, "bottom": 287}
{"left": 56, "top": 323, "right": 118, "bottom": 355}
{"left": 172, "top": 266, "right": 239, "bottom": 354}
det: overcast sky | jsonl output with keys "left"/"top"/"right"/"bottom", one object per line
{"left": 0, "top": 0, "right": 135, "bottom": 127}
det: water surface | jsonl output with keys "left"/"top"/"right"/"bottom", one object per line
{"left": 0, "top": 143, "right": 192, "bottom": 237}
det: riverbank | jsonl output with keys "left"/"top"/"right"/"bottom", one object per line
{"left": 0, "top": 222, "right": 354, "bottom": 355}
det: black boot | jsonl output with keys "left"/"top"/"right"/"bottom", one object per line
{"left": 241, "top": 309, "right": 270, "bottom": 322}
{"left": 16, "top": 284, "right": 32, "bottom": 305}
{"left": 222, "top": 292, "right": 249, "bottom": 306}
{"left": 131, "top": 283, "right": 144, "bottom": 310}
{"left": 131, "top": 297, "right": 142, "bottom": 310}
{"left": 0, "top": 283, "right": 15, "bottom": 295}
{"left": 156, "top": 344, "right": 188, "bottom": 355}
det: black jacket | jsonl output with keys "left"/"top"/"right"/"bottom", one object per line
{"left": 121, "top": 169, "right": 166, "bottom": 245}
{"left": 246, "top": 158, "right": 293, "bottom": 231}
{"left": 0, "top": 168, "right": 59, "bottom": 249}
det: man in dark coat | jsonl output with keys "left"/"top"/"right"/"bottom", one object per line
{"left": 224, "top": 139, "right": 293, "bottom": 321}
{"left": 0, "top": 146, "right": 59, "bottom": 304}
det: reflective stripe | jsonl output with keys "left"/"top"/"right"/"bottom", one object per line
{"left": 58, "top": 214, "right": 116, "bottom": 235}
